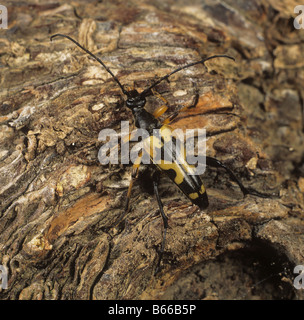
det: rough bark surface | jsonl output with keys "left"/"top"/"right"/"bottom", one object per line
{"left": 0, "top": 0, "right": 304, "bottom": 300}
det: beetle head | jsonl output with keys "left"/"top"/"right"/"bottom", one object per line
{"left": 126, "top": 89, "right": 146, "bottom": 109}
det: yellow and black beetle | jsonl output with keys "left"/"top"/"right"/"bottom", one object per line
{"left": 51, "top": 34, "right": 269, "bottom": 272}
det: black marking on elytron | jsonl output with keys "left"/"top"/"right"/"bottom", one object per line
{"left": 164, "top": 168, "right": 208, "bottom": 210}
{"left": 148, "top": 132, "right": 208, "bottom": 209}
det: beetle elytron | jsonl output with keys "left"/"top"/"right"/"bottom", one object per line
{"left": 51, "top": 34, "right": 269, "bottom": 273}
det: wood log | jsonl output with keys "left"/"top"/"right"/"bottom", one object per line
{"left": 0, "top": 0, "right": 303, "bottom": 300}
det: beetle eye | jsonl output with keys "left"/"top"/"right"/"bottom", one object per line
{"left": 126, "top": 99, "right": 134, "bottom": 108}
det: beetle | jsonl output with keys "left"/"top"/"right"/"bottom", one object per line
{"left": 50, "top": 34, "right": 269, "bottom": 273}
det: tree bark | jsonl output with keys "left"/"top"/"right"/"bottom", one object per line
{"left": 0, "top": 0, "right": 303, "bottom": 300}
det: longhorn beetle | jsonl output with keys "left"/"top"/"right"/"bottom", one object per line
{"left": 51, "top": 34, "right": 270, "bottom": 273}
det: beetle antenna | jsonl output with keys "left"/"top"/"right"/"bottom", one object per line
{"left": 50, "top": 34, "right": 129, "bottom": 96}
{"left": 140, "top": 54, "right": 235, "bottom": 97}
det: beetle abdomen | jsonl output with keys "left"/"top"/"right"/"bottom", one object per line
{"left": 144, "top": 125, "right": 208, "bottom": 210}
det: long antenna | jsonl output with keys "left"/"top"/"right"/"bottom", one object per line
{"left": 50, "top": 34, "right": 129, "bottom": 96}
{"left": 140, "top": 54, "right": 235, "bottom": 97}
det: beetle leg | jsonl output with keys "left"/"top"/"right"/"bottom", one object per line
{"left": 124, "top": 151, "right": 143, "bottom": 213}
{"left": 153, "top": 105, "right": 168, "bottom": 118}
{"left": 151, "top": 88, "right": 169, "bottom": 119}
{"left": 153, "top": 175, "right": 169, "bottom": 275}
{"left": 206, "top": 156, "right": 274, "bottom": 198}
{"left": 116, "top": 152, "right": 143, "bottom": 227}
{"left": 151, "top": 87, "right": 170, "bottom": 105}
{"left": 162, "top": 92, "right": 199, "bottom": 125}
